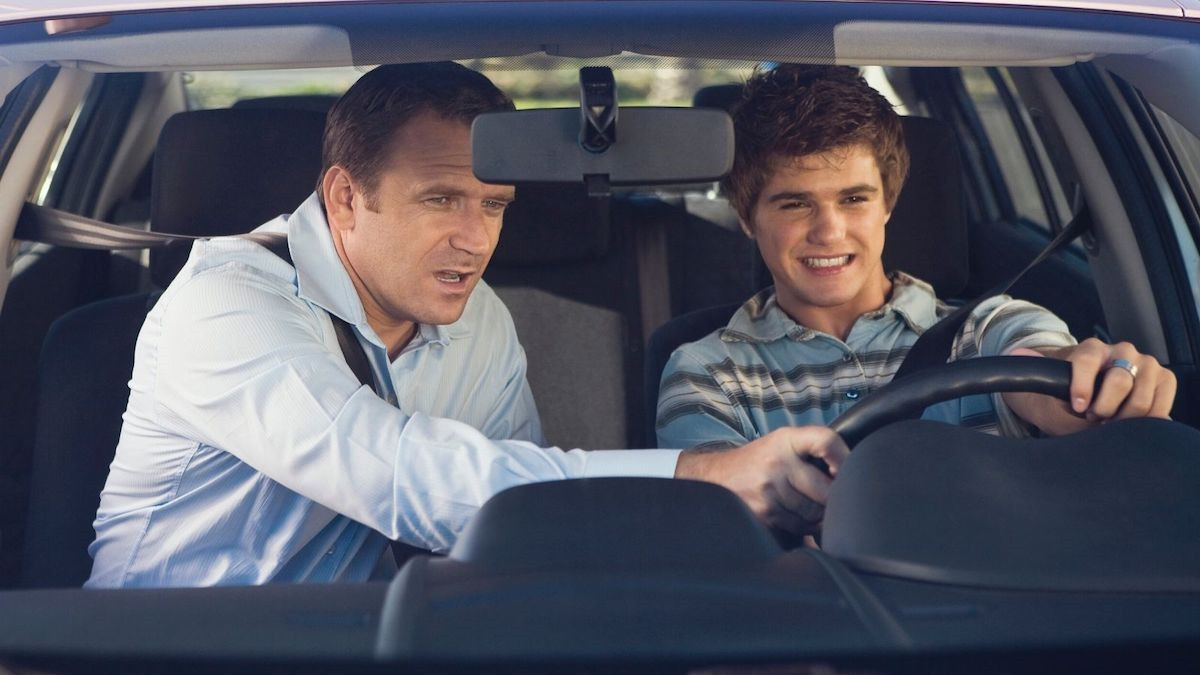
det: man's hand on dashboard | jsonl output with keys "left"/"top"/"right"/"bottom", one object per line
{"left": 1003, "top": 338, "right": 1176, "bottom": 435}
{"left": 674, "top": 427, "right": 849, "bottom": 535}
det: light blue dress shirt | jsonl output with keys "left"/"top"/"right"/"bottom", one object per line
{"left": 87, "top": 193, "right": 681, "bottom": 588}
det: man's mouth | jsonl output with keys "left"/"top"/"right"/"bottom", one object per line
{"left": 802, "top": 254, "right": 853, "bottom": 269}
{"left": 434, "top": 270, "right": 473, "bottom": 285}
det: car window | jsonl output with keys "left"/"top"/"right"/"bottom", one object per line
{"left": 184, "top": 58, "right": 757, "bottom": 111}
{"left": 960, "top": 66, "right": 1054, "bottom": 230}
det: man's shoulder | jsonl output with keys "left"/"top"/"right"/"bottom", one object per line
{"left": 153, "top": 235, "right": 305, "bottom": 326}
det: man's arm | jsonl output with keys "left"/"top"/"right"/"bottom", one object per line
{"left": 152, "top": 269, "right": 678, "bottom": 552}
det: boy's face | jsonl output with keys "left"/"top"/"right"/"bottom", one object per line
{"left": 744, "top": 143, "right": 892, "bottom": 327}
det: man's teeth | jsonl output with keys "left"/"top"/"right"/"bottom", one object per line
{"left": 436, "top": 272, "right": 463, "bottom": 282}
{"left": 804, "top": 255, "right": 851, "bottom": 268}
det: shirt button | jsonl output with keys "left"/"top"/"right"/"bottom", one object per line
{"left": 386, "top": 395, "right": 397, "bottom": 406}
{"left": 845, "top": 390, "right": 860, "bottom": 400}
{"left": 842, "top": 352, "right": 853, "bottom": 363}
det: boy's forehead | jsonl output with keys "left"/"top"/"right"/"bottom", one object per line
{"left": 764, "top": 145, "right": 883, "bottom": 184}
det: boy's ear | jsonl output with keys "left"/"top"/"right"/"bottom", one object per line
{"left": 738, "top": 217, "right": 755, "bottom": 240}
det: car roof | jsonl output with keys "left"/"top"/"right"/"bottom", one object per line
{"left": 1, "top": 0, "right": 1197, "bottom": 25}
{"left": 0, "top": 0, "right": 1196, "bottom": 75}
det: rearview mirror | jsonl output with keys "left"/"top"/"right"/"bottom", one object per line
{"left": 472, "top": 107, "right": 733, "bottom": 189}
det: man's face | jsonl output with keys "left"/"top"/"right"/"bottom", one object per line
{"left": 745, "top": 144, "right": 892, "bottom": 326}
{"left": 335, "top": 112, "right": 514, "bottom": 329}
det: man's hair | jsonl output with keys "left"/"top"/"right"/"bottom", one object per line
{"left": 319, "top": 62, "right": 514, "bottom": 207}
{"left": 721, "top": 64, "right": 909, "bottom": 223}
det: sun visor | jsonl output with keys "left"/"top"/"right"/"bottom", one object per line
{"left": 472, "top": 107, "right": 733, "bottom": 189}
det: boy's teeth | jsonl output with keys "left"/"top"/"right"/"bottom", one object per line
{"left": 804, "top": 255, "right": 850, "bottom": 268}
{"left": 436, "top": 272, "right": 462, "bottom": 282}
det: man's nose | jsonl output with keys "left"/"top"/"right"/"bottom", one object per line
{"left": 807, "top": 206, "right": 847, "bottom": 246}
{"left": 449, "top": 207, "right": 493, "bottom": 256}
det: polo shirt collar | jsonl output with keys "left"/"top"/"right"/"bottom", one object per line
{"left": 719, "top": 271, "right": 941, "bottom": 344}
{"left": 284, "top": 192, "right": 467, "bottom": 347}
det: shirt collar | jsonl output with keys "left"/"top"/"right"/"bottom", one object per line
{"left": 282, "top": 192, "right": 467, "bottom": 347}
{"left": 719, "top": 271, "right": 941, "bottom": 344}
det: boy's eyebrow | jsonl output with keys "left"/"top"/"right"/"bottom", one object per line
{"left": 765, "top": 184, "right": 879, "bottom": 203}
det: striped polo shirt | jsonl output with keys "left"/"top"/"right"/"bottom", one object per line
{"left": 656, "top": 272, "right": 1076, "bottom": 450}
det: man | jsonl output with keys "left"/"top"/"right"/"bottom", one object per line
{"left": 656, "top": 65, "right": 1176, "bottom": 527}
{"left": 87, "top": 63, "right": 847, "bottom": 588}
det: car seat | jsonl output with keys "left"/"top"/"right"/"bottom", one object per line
{"left": 20, "top": 108, "right": 325, "bottom": 587}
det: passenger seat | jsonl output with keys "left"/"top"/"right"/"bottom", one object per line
{"left": 484, "top": 185, "right": 645, "bottom": 450}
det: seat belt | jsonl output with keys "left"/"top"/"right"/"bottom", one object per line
{"left": 893, "top": 202, "right": 1093, "bottom": 379}
{"left": 253, "top": 234, "right": 433, "bottom": 570}
{"left": 13, "top": 203, "right": 430, "bottom": 568}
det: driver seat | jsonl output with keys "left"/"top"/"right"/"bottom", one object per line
{"left": 643, "top": 110, "right": 968, "bottom": 447}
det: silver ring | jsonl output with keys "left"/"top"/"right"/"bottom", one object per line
{"left": 1109, "top": 358, "right": 1139, "bottom": 379}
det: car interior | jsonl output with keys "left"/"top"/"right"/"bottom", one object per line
{"left": 0, "top": 1, "right": 1197, "bottom": 668}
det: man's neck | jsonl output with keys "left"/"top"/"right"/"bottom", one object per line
{"left": 330, "top": 228, "right": 417, "bottom": 360}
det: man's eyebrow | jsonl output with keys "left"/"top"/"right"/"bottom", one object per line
{"left": 487, "top": 189, "right": 517, "bottom": 202}
{"left": 418, "top": 184, "right": 515, "bottom": 201}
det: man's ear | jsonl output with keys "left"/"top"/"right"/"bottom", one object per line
{"left": 322, "top": 166, "right": 357, "bottom": 233}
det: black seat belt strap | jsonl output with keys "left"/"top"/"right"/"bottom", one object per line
{"left": 893, "top": 203, "right": 1093, "bottom": 380}
{"left": 249, "top": 234, "right": 433, "bottom": 569}
{"left": 254, "top": 234, "right": 378, "bottom": 392}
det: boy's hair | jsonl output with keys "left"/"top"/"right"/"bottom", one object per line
{"left": 721, "top": 64, "right": 909, "bottom": 223}
{"left": 319, "top": 62, "right": 514, "bottom": 208}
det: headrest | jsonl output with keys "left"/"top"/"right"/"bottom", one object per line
{"left": 149, "top": 108, "right": 326, "bottom": 287}
{"left": 885, "top": 116, "right": 968, "bottom": 297}
{"left": 692, "top": 83, "right": 968, "bottom": 297}
{"left": 489, "top": 184, "right": 612, "bottom": 267}
{"left": 692, "top": 83, "right": 744, "bottom": 111}
{"left": 232, "top": 94, "right": 339, "bottom": 114}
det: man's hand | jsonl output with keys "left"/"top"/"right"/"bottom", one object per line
{"left": 1003, "top": 338, "right": 1176, "bottom": 435}
{"left": 674, "top": 426, "right": 849, "bottom": 535}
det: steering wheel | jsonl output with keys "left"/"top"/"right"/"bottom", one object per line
{"left": 829, "top": 355, "right": 1073, "bottom": 449}
{"left": 769, "top": 356, "right": 1074, "bottom": 548}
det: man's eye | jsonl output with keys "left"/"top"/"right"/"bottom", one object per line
{"left": 844, "top": 195, "right": 868, "bottom": 205}
{"left": 482, "top": 199, "right": 509, "bottom": 211}
{"left": 424, "top": 196, "right": 453, "bottom": 208}
{"left": 780, "top": 201, "right": 810, "bottom": 211}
